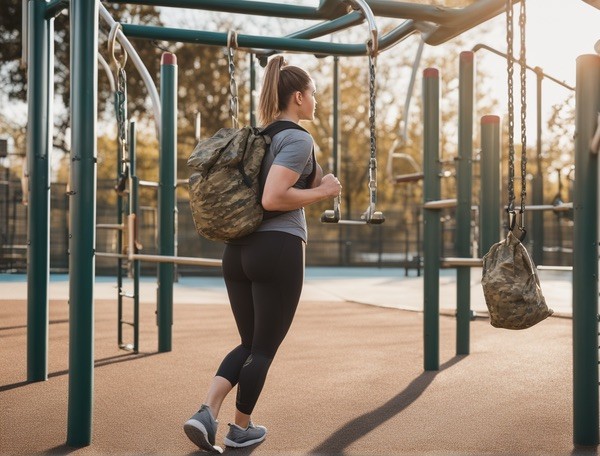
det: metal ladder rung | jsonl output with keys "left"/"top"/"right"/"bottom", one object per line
{"left": 120, "top": 320, "right": 135, "bottom": 327}
{"left": 120, "top": 291, "right": 135, "bottom": 298}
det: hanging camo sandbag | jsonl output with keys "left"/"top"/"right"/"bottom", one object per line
{"left": 481, "top": 231, "right": 553, "bottom": 330}
{"left": 481, "top": 0, "right": 552, "bottom": 330}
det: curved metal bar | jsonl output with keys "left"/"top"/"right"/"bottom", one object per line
{"left": 97, "top": 53, "right": 116, "bottom": 93}
{"left": 44, "top": 0, "right": 68, "bottom": 19}
{"left": 344, "top": 0, "right": 378, "bottom": 54}
{"left": 99, "top": 4, "right": 162, "bottom": 140}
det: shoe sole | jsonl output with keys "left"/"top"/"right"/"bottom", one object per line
{"left": 184, "top": 419, "right": 223, "bottom": 453}
{"left": 224, "top": 432, "right": 267, "bottom": 448}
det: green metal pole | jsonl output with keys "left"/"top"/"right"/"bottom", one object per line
{"left": 455, "top": 51, "right": 473, "bottom": 356}
{"left": 26, "top": 0, "right": 52, "bottom": 383}
{"left": 531, "top": 68, "right": 544, "bottom": 265}
{"left": 478, "top": 115, "right": 501, "bottom": 257}
{"left": 333, "top": 56, "right": 343, "bottom": 264}
{"left": 67, "top": 0, "right": 98, "bottom": 447}
{"left": 573, "top": 54, "right": 600, "bottom": 447}
{"left": 158, "top": 52, "right": 177, "bottom": 353}
{"left": 129, "top": 121, "right": 140, "bottom": 353}
{"left": 333, "top": 56, "right": 340, "bottom": 178}
{"left": 116, "top": 90, "right": 124, "bottom": 350}
{"left": 423, "top": 67, "right": 440, "bottom": 371}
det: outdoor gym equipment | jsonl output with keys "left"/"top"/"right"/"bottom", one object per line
{"left": 321, "top": 32, "right": 385, "bottom": 225}
{"left": 33, "top": 0, "right": 600, "bottom": 448}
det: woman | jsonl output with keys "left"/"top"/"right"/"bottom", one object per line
{"left": 184, "top": 55, "right": 342, "bottom": 452}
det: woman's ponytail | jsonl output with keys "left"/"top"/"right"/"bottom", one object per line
{"left": 258, "top": 55, "right": 312, "bottom": 126}
{"left": 258, "top": 56, "right": 286, "bottom": 126}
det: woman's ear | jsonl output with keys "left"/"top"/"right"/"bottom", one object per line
{"left": 294, "top": 91, "right": 303, "bottom": 105}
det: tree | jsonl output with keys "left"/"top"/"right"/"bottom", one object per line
{"left": 0, "top": 0, "right": 165, "bottom": 154}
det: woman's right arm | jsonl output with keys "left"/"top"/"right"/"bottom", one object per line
{"left": 262, "top": 164, "right": 341, "bottom": 212}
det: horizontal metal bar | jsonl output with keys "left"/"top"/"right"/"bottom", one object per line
{"left": 536, "top": 265, "right": 573, "bottom": 271}
{"left": 96, "top": 252, "right": 128, "bottom": 259}
{"left": 106, "top": 0, "right": 331, "bottom": 20}
{"left": 2, "top": 244, "right": 27, "bottom": 250}
{"left": 506, "top": 203, "right": 573, "bottom": 212}
{"left": 96, "top": 223, "right": 125, "bottom": 230}
{"left": 138, "top": 179, "right": 188, "bottom": 188}
{"left": 129, "top": 253, "right": 222, "bottom": 267}
{"left": 393, "top": 172, "right": 424, "bottom": 183}
{"left": 122, "top": 24, "right": 371, "bottom": 56}
{"left": 472, "top": 43, "right": 575, "bottom": 91}
{"left": 441, "top": 257, "right": 483, "bottom": 268}
{"left": 424, "top": 198, "right": 457, "bottom": 209}
{"left": 335, "top": 220, "right": 369, "bottom": 225}
{"left": 139, "top": 180, "right": 159, "bottom": 188}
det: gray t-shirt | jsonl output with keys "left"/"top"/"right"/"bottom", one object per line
{"left": 257, "top": 126, "right": 315, "bottom": 243}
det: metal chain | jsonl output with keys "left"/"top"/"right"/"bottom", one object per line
{"left": 109, "top": 22, "right": 129, "bottom": 164}
{"left": 506, "top": 0, "right": 515, "bottom": 214}
{"left": 367, "top": 40, "right": 378, "bottom": 212}
{"left": 227, "top": 31, "right": 239, "bottom": 129}
{"left": 519, "top": 0, "right": 527, "bottom": 216}
{"left": 116, "top": 67, "right": 128, "bottom": 161}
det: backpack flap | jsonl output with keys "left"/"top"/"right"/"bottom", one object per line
{"left": 187, "top": 127, "right": 240, "bottom": 176}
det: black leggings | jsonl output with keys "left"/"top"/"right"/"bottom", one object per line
{"left": 216, "top": 231, "right": 304, "bottom": 415}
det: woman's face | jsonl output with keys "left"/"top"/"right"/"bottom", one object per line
{"left": 299, "top": 80, "right": 317, "bottom": 121}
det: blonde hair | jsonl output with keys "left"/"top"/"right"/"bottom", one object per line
{"left": 257, "top": 56, "right": 312, "bottom": 126}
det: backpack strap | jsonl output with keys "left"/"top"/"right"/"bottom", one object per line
{"left": 260, "top": 121, "right": 317, "bottom": 183}
{"left": 260, "top": 121, "right": 317, "bottom": 220}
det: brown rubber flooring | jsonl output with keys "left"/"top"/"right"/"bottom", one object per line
{"left": 0, "top": 296, "right": 592, "bottom": 455}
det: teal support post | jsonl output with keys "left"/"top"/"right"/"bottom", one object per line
{"left": 332, "top": 56, "right": 340, "bottom": 178}
{"left": 129, "top": 121, "right": 140, "bottom": 353}
{"left": 332, "top": 55, "right": 344, "bottom": 263}
{"left": 479, "top": 115, "right": 501, "bottom": 257}
{"left": 423, "top": 67, "right": 440, "bottom": 371}
{"left": 531, "top": 68, "right": 544, "bottom": 264}
{"left": 26, "top": 0, "right": 52, "bottom": 383}
{"left": 573, "top": 54, "right": 600, "bottom": 447}
{"left": 158, "top": 52, "right": 177, "bottom": 353}
{"left": 67, "top": 0, "right": 98, "bottom": 447}
{"left": 455, "top": 51, "right": 473, "bottom": 356}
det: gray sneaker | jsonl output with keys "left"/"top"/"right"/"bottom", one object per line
{"left": 224, "top": 421, "right": 267, "bottom": 448}
{"left": 183, "top": 405, "right": 223, "bottom": 453}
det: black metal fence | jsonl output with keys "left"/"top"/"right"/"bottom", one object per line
{"left": 0, "top": 177, "right": 573, "bottom": 275}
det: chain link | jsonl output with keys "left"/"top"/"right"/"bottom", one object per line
{"left": 519, "top": 0, "right": 527, "bottom": 215}
{"left": 367, "top": 40, "right": 378, "bottom": 211}
{"left": 506, "top": 0, "right": 528, "bottom": 227}
{"left": 506, "top": 0, "right": 515, "bottom": 213}
{"left": 116, "top": 67, "right": 128, "bottom": 162}
{"left": 227, "top": 31, "right": 239, "bottom": 129}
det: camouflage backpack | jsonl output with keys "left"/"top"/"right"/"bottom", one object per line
{"left": 481, "top": 231, "right": 553, "bottom": 329}
{"left": 187, "top": 121, "right": 308, "bottom": 242}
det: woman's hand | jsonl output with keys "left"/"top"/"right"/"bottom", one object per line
{"left": 319, "top": 173, "right": 342, "bottom": 198}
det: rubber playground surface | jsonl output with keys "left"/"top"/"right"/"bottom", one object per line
{"left": 0, "top": 267, "right": 590, "bottom": 455}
